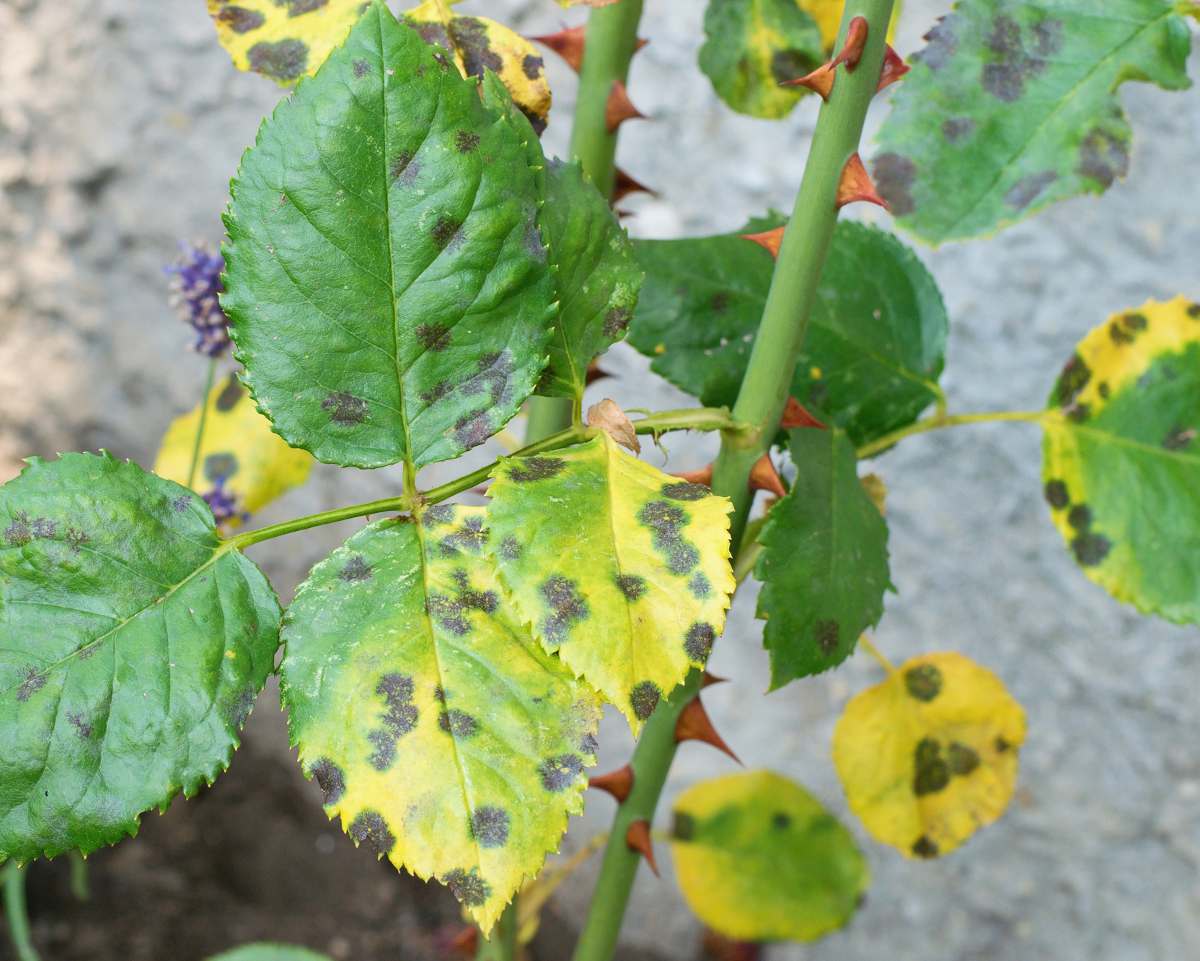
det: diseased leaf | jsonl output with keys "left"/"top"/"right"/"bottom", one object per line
{"left": 206, "top": 0, "right": 365, "bottom": 85}
{"left": 208, "top": 946, "right": 333, "bottom": 961}
{"left": 1042, "top": 296, "right": 1200, "bottom": 623}
{"left": 223, "top": 4, "right": 555, "bottom": 470}
{"left": 153, "top": 371, "right": 313, "bottom": 528}
{"left": 536, "top": 160, "right": 643, "bottom": 400}
{"left": 404, "top": 0, "right": 552, "bottom": 135}
{"left": 486, "top": 432, "right": 735, "bottom": 732}
{"left": 833, "top": 652, "right": 1027, "bottom": 859}
{"left": 873, "top": 0, "right": 1193, "bottom": 244}
{"left": 699, "top": 0, "right": 824, "bottom": 119}
{"left": 755, "top": 427, "right": 891, "bottom": 689}
{"left": 281, "top": 505, "right": 600, "bottom": 933}
{"left": 628, "top": 219, "right": 947, "bottom": 447}
{"left": 669, "top": 770, "right": 868, "bottom": 942}
{"left": 0, "top": 453, "right": 280, "bottom": 860}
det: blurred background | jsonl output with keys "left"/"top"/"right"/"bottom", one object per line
{"left": 1, "top": 1, "right": 1198, "bottom": 959}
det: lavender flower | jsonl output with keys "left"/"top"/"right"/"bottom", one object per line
{"left": 165, "top": 241, "right": 230, "bottom": 357}
{"left": 202, "top": 479, "right": 249, "bottom": 527}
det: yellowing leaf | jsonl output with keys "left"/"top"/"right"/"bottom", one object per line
{"left": 1043, "top": 296, "right": 1200, "bottom": 623}
{"left": 833, "top": 652, "right": 1026, "bottom": 859}
{"left": 206, "top": 0, "right": 367, "bottom": 85}
{"left": 280, "top": 505, "right": 601, "bottom": 933}
{"left": 404, "top": 0, "right": 552, "bottom": 134}
{"left": 670, "top": 771, "right": 868, "bottom": 942}
{"left": 154, "top": 371, "right": 312, "bottom": 527}
{"left": 486, "top": 432, "right": 735, "bottom": 732}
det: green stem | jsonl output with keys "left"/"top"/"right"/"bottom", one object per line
{"left": 570, "top": 5, "right": 896, "bottom": 960}
{"left": 68, "top": 851, "right": 90, "bottom": 902}
{"left": 186, "top": 357, "right": 218, "bottom": 490}
{"left": 855, "top": 410, "right": 1046, "bottom": 459}
{"left": 3, "top": 862, "right": 40, "bottom": 961}
{"left": 476, "top": 894, "right": 520, "bottom": 961}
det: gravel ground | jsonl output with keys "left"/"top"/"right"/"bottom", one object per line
{"left": 2, "top": 1, "right": 1198, "bottom": 959}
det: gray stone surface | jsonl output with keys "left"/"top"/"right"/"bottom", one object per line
{"left": 2, "top": 1, "right": 1198, "bottom": 959}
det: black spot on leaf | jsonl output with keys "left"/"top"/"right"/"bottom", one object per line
{"left": 661, "top": 482, "right": 709, "bottom": 501}
{"left": 322, "top": 391, "right": 368, "bottom": 425}
{"left": 772, "top": 812, "right": 792, "bottom": 830}
{"left": 1043, "top": 479, "right": 1069, "bottom": 510}
{"left": 814, "top": 619, "right": 839, "bottom": 656}
{"left": 1054, "top": 354, "right": 1091, "bottom": 408}
{"left": 368, "top": 673, "right": 418, "bottom": 771}
{"left": 1067, "top": 504, "right": 1092, "bottom": 531}
{"left": 286, "top": 0, "right": 328, "bottom": 15}
{"left": 629, "top": 681, "right": 661, "bottom": 721}
{"left": 16, "top": 668, "right": 45, "bottom": 702}
{"left": 541, "top": 575, "right": 589, "bottom": 644}
{"left": 672, "top": 811, "right": 696, "bottom": 841}
{"left": 449, "top": 17, "right": 503, "bottom": 76}
{"left": 770, "top": 47, "right": 818, "bottom": 85}
{"left": 905, "top": 664, "right": 943, "bottom": 701}
{"left": 522, "top": 54, "right": 544, "bottom": 79}
{"left": 67, "top": 712, "right": 93, "bottom": 739}
{"left": 684, "top": 623, "right": 715, "bottom": 661}
{"left": 539, "top": 754, "right": 584, "bottom": 792}
{"left": 352, "top": 58, "right": 370, "bottom": 78}
{"left": 1071, "top": 532, "right": 1111, "bottom": 567}
{"left": 507, "top": 457, "right": 565, "bottom": 483}
{"left": 1164, "top": 426, "right": 1196, "bottom": 451}
{"left": 217, "top": 5, "right": 266, "bottom": 32}
{"left": 602, "top": 306, "right": 632, "bottom": 338}
{"left": 454, "top": 130, "right": 481, "bottom": 154}
{"left": 423, "top": 503, "right": 455, "bottom": 526}
{"left": 981, "top": 15, "right": 1048, "bottom": 103}
{"left": 66, "top": 527, "right": 89, "bottom": 553}
{"left": 453, "top": 410, "right": 492, "bottom": 449}
{"left": 431, "top": 216, "right": 462, "bottom": 249}
{"left": 579, "top": 732, "right": 599, "bottom": 756}
{"left": 4, "top": 512, "right": 31, "bottom": 546}
{"left": 941, "top": 117, "right": 975, "bottom": 143}
{"left": 1078, "top": 128, "right": 1129, "bottom": 189}
{"left": 349, "top": 810, "right": 395, "bottom": 856}
{"left": 215, "top": 374, "right": 244, "bottom": 411}
{"left": 638, "top": 500, "right": 701, "bottom": 575}
{"left": 687, "top": 572, "right": 712, "bottom": 599}
{"left": 470, "top": 806, "right": 511, "bottom": 847}
{"left": 1005, "top": 171, "right": 1057, "bottom": 209}
{"left": 913, "top": 738, "right": 950, "bottom": 796}
{"left": 443, "top": 868, "right": 490, "bottom": 906}
{"left": 498, "top": 535, "right": 522, "bottom": 560}
{"left": 390, "top": 151, "right": 420, "bottom": 186}
{"left": 248, "top": 39, "right": 309, "bottom": 82}
{"left": 915, "top": 18, "right": 956, "bottom": 71}
{"left": 439, "top": 709, "right": 479, "bottom": 738}
{"left": 339, "top": 555, "right": 372, "bottom": 582}
{"left": 911, "top": 835, "right": 939, "bottom": 858}
{"left": 310, "top": 758, "right": 345, "bottom": 804}
{"left": 172, "top": 495, "right": 192, "bottom": 513}
{"left": 873, "top": 153, "right": 917, "bottom": 216}
{"left": 416, "top": 323, "right": 452, "bottom": 351}
{"left": 615, "top": 573, "right": 647, "bottom": 601}
{"left": 947, "top": 742, "right": 981, "bottom": 776}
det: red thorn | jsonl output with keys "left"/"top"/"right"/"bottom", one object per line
{"left": 585, "top": 360, "right": 612, "bottom": 385}
{"left": 625, "top": 819, "right": 659, "bottom": 876}
{"left": 877, "top": 44, "right": 910, "bottom": 92}
{"left": 836, "top": 152, "right": 888, "bottom": 210}
{"left": 613, "top": 167, "right": 657, "bottom": 203}
{"left": 748, "top": 453, "right": 786, "bottom": 499}
{"left": 674, "top": 463, "right": 713, "bottom": 487}
{"left": 675, "top": 696, "right": 740, "bottom": 764}
{"left": 589, "top": 764, "right": 634, "bottom": 803}
{"left": 780, "top": 397, "right": 827, "bottom": 430}
{"left": 532, "top": 25, "right": 585, "bottom": 74}
{"left": 605, "top": 80, "right": 646, "bottom": 133}
{"left": 780, "top": 61, "right": 835, "bottom": 101}
{"left": 702, "top": 670, "right": 728, "bottom": 688}
{"left": 739, "top": 226, "right": 785, "bottom": 259}
{"left": 831, "top": 16, "right": 869, "bottom": 71}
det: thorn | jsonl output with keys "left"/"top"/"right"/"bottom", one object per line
{"left": 831, "top": 16, "right": 869, "bottom": 71}
{"left": 605, "top": 80, "right": 646, "bottom": 133}
{"left": 780, "top": 397, "right": 827, "bottom": 430}
{"left": 739, "top": 226, "right": 785, "bottom": 259}
{"left": 590, "top": 764, "right": 635, "bottom": 803}
{"left": 585, "top": 360, "right": 612, "bottom": 385}
{"left": 613, "top": 167, "right": 657, "bottom": 203}
{"left": 615, "top": 208, "right": 635, "bottom": 219}
{"left": 877, "top": 44, "right": 910, "bottom": 92}
{"left": 625, "top": 819, "right": 659, "bottom": 876}
{"left": 780, "top": 61, "right": 835, "bottom": 101}
{"left": 532, "top": 25, "right": 585, "bottom": 73}
{"left": 673, "top": 463, "right": 713, "bottom": 487}
{"left": 748, "top": 452, "right": 786, "bottom": 498}
{"left": 836, "top": 152, "right": 888, "bottom": 210}
{"left": 702, "top": 670, "right": 728, "bottom": 688}
{"left": 675, "top": 696, "right": 740, "bottom": 764}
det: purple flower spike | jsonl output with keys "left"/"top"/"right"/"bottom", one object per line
{"left": 166, "top": 241, "right": 230, "bottom": 357}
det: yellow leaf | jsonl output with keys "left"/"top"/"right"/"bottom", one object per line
{"left": 154, "top": 371, "right": 312, "bottom": 527}
{"left": 206, "top": 0, "right": 367, "bottom": 85}
{"left": 404, "top": 0, "right": 552, "bottom": 134}
{"left": 670, "top": 771, "right": 868, "bottom": 942}
{"left": 833, "top": 652, "right": 1026, "bottom": 859}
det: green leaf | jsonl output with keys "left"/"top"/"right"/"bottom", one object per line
{"left": 873, "top": 0, "right": 1193, "bottom": 244}
{"left": 280, "top": 505, "right": 600, "bottom": 933}
{"left": 699, "top": 0, "right": 824, "bottom": 119}
{"left": 536, "top": 160, "right": 644, "bottom": 400}
{"left": 486, "top": 433, "right": 735, "bottom": 732}
{"left": 755, "top": 427, "right": 891, "bottom": 689}
{"left": 627, "top": 219, "right": 947, "bottom": 447}
{"left": 0, "top": 453, "right": 280, "bottom": 860}
{"left": 223, "top": 2, "right": 556, "bottom": 470}
{"left": 1042, "top": 296, "right": 1200, "bottom": 623}
{"left": 153, "top": 372, "right": 313, "bottom": 528}
{"left": 208, "top": 946, "right": 333, "bottom": 961}
{"left": 669, "top": 770, "right": 868, "bottom": 942}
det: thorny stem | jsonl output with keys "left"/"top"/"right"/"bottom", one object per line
{"left": 186, "top": 357, "right": 218, "bottom": 490}
{"left": 855, "top": 410, "right": 1046, "bottom": 460}
{"left": 3, "top": 862, "right": 40, "bottom": 961}
{"left": 571, "top": 4, "right": 897, "bottom": 960}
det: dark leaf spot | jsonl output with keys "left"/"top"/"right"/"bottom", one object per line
{"left": 1054, "top": 354, "right": 1091, "bottom": 408}
{"left": 1071, "top": 532, "right": 1111, "bottom": 567}
{"left": 67, "top": 712, "right": 93, "bottom": 739}
{"left": 947, "top": 742, "right": 981, "bottom": 777}
{"left": 941, "top": 117, "right": 975, "bottom": 143}
{"left": 904, "top": 664, "right": 943, "bottom": 702}
{"left": 416, "top": 323, "right": 451, "bottom": 351}
{"left": 431, "top": 216, "right": 462, "bottom": 249}
{"left": 322, "top": 391, "right": 368, "bottom": 425}
{"left": 215, "top": 374, "right": 244, "bottom": 411}
{"left": 661, "top": 482, "right": 709, "bottom": 501}
{"left": 349, "top": 810, "right": 395, "bottom": 856}
{"left": 579, "top": 732, "right": 599, "bottom": 756}
{"left": 672, "top": 811, "right": 696, "bottom": 841}
{"left": 1067, "top": 504, "right": 1092, "bottom": 531}
{"left": 915, "top": 18, "right": 956, "bottom": 71}
{"left": 522, "top": 54, "right": 544, "bottom": 79}
{"left": 1043, "top": 479, "right": 1069, "bottom": 510}
{"left": 1078, "top": 128, "right": 1129, "bottom": 189}
{"left": 339, "top": 555, "right": 372, "bottom": 582}
{"left": 352, "top": 58, "right": 370, "bottom": 78}
{"left": 66, "top": 527, "right": 89, "bottom": 553}
{"left": 390, "top": 151, "right": 420, "bottom": 185}
{"left": 1164, "top": 426, "right": 1196, "bottom": 451}
{"left": 16, "top": 668, "right": 45, "bottom": 702}
{"left": 995, "top": 736, "right": 1012, "bottom": 753}
{"left": 310, "top": 758, "right": 345, "bottom": 804}
{"left": 684, "top": 622, "right": 715, "bottom": 662}
{"left": 629, "top": 681, "right": 661, "bottom": 721}
{"left": 439, "top": 709, "right": 479, "bottom": 738}
{"left": 286, "top": 0, "right": 328, "bottom": 15}
{"left": 1187, "top": 303, "right": 1200, "bottom": 320}
{"left": 814, "top": 619, "right": 839, "bottom": 655}
{"left": 423, "top": 503, "right": 455, "bottom": 526}
{"left": 420, "top": 381, "right": 452, "bottom": 405}
{"left": 248, "top": 39, "right": 308, "bottom": 82}
{"left": 1005, "top": 171, "right": 1057, "bottom": 210}
{"left": 772, "top": 812, "right": 791, "bottom": 830}
{"left": 913, "top": 737, "right": 950, "bottom": 796}
{"left": 4, "top": 512, "right": 31, "bottom": 546}
{"left": 224, "top": 688, "right": 256, "bottom": 728}
{"left": 541, "top": 575, "right": 589, "bottom": 644}
{"left": 770, "top": 47, "right": 818, "bottom": 85}
{"left": 981, "top": 15, "right": 1047, "bottom": 103}
{"left": 873, "top": 153, "right": 916, "bottom": 216}
{"left": 602, "top": 306, "right": 632, "bottom": 339}
{"left": 470, "top": 806, "right": 511, "bottom": 847}
{"left": 539, "top": 753, "right": 584, "bottom": 792}
{"left": 498, "top": 535, "right": 522, "bottom": 560}
{"left": 615, "top": 573, "right": 647, "bottom": 601}
{"left": 443, "top": 868, "right": 490, "bottom": 906}
{"left": 171, "top": 495, "right": 192, "bottom": 513}
{"left": 453, "top": 410, "right": 492, "bottom": 449}
{"left": 217, "top": 6, "right": 266, "bottom": 32}
{"left": 454, "top": 130, "right": 481, "bottom": 154}
{"left": 911, "top": 835, "right": 939, "bottom": 858}
{"left": 449, "top": 17, "right": 503, "bottom": 76}
{"left": 204, "top": 453, "right": 238, "bottom": 482}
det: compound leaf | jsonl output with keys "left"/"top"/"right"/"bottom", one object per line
{"left": 223, "top": 3, "right": 555, "bottom": 470}
{"left": 536, "top": 160, "right": 643, "bottom": 400}
{"left": 281, "top": 505, "right": 600, "bottom": 933}
{"left": 0, "top": 453, "right": 280, "bottom": 860}
{"left": 1042, "top": 296, "right": 1200, "bottom": 623}
{"left": 486, "top": 433, "right": 735, "bottom": 732}
{"left": 153, "top": 372, "right": 313, "bottom": 528}
{"left": 755, "top": 427, "right": 891, "bottom": 689}
{"left": 873, "top": 0, "right": 1193, "bottom": 244}
{"left": 669, "top": 770, "right": 868, "bottom": 942}
{"left": 834, "top": 652, "right": 1026, "bottom": 859}
{"left": 207, "top": 0, "right": 365, "bottom": 85}
{"left": 404, "top": 0, "right": 552, "bottom": 135}
{"left": 628, "top": 219, "right": 947, "bottom": 447}
{"left": 699, "top": 0, "right": 824, "bottom": 119}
